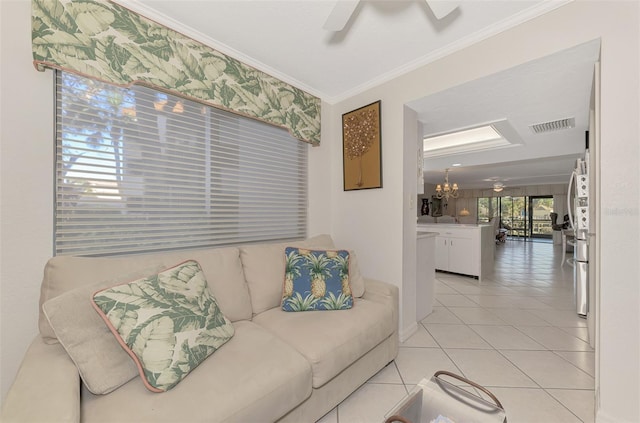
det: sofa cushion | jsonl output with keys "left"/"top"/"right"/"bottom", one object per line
{"left": 282, "top": 247, "right": 353, "bottom": 311}
{"left": 81, "top": 320, "right": 312, "bottom": 422}
{"left": 42, "top": 265, "right": 163, "bottom": 395}
{"left": 240, "top": 235, "right": 335, "bottom": 315}
{"left": 39, "top": 246, "right": 252, "bottom": 343}
{"left": 92, "top": 260, "right": 235, "bottom": 393}
{"left": 253, "top": 298, "right": 395, "bottom": 388}
{"left": 240, "top": 234, "right": 365, "bottom": 315}
{"left": 347, "top": 250, "right": 365, "bottom": 298}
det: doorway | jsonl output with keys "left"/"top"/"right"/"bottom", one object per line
{"left": 529, "top": 196, "right": 553, "bottom": 240}
{"left": 477, "top": 195, "right": 554, "bottom": 241}
{"left": 500, "top": 196, "right": 527, "bottom": 240}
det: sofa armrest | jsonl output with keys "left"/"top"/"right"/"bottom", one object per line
{"left": 362, "top": 278, "right": 398, "bottom": 306}
{"left": 362, "top": 278, "right": 399, "bottom": 357}
{"left": 362, "top": 278, "right": 399, "bottom": 327}
{"left": 2, "top": 336, "right": 80, "bottom": 423}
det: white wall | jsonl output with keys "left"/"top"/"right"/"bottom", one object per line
{"left": 329, "top": 2, "right": 639, "bottom": 422}
{"left": 1, "top": 0, "right": 55, "bottom": 404}
{"left": 400, "top": 106, "right": 418, "bottom": 339}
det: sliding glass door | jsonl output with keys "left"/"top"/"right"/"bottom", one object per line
{"left": 500, "top": 196, "right": 527, "bottom": 239}
{"left": 476, "top": 195, "right": 554, "bottom": 240}
{"left": 529, "top": 196, "right": 553, "bottom": 239}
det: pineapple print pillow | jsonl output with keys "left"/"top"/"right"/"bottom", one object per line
{"left": 282, "top": 247, "right": 354, "bottom": 312}
{"left": 91, "top": 260, "right": 235, "bottom": 392}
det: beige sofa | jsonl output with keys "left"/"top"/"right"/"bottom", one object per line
{"left": 2, "top": 235, "right": 399, "bottom": 423}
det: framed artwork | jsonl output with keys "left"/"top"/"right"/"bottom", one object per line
{"left": 342, "top": 100, "right": 382, "bottom": 191}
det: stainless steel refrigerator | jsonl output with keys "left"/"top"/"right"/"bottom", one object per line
{"left": 567, "top": 153, "right": 590, "bottom": 318}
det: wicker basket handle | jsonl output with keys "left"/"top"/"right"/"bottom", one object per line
{"left": 384, "top": 415, "right": 412, "bottom": 423}
{"left": 434, "top": 370, "right": 505, "bottom": 410}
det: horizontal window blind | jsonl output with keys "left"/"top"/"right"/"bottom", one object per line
{"left": 55, "top": 71, "right": 307, "bottom": 256}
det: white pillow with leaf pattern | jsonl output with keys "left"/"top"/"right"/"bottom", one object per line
{"left": 91, "top": 260, "right": 234, "bottom": 392}
{"left": 282, "top": 247, "right": 353, "bottom": 312}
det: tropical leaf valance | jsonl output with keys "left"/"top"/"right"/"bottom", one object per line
{"left": 31, "top": 0, "right": 321, "bottom": 145}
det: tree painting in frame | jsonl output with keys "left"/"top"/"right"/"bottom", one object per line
{"left": 342, "top": 100, "right": 382, "bottom": 191}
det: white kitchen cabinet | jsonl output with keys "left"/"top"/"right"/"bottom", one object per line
{"left": 419, "top": 224, "right": 494, "bottom": 281}
{"left": 434, "top": 231, "right": 475, "bottom": 276}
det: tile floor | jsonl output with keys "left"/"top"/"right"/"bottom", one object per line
{"left": 317, "top": 240, "right": 595, "bottom": 423}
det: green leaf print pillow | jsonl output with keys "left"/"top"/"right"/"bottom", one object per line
{"left": 91, "top": 260, "right": 234, "bottom": 392}
{"left": 282, "top": 247, "right": 353, "bottom": 312}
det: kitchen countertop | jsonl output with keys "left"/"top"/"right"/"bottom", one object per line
{"left": 417, "top": 223, "right": 492, "bottom": 229}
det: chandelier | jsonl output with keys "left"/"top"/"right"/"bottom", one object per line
{"left": 435, "top": 168, "right": 459, "bottom": 200}
{"left": 493, "top": 182, "right": 505, "bottom": 192}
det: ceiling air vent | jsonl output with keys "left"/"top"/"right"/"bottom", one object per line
{"left": 529, "top": 117, "right": 575, "bottom": 134}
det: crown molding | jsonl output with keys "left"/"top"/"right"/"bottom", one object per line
{"left": 111, "top": 0, "right": 324, "bottom": 100}
{"left": 113, "top": 0, "right": 572, "bottom": 105}
{"left": 325, "top": 0, "right": 574, "bottom": 105}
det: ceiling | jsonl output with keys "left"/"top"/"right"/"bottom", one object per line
{"left": 119, "top": 0, "right": 599, "bottom": 190}
{"left": 409, "top": 38, "right": 600, "bottom": 189}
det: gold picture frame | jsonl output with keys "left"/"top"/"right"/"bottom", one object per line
{"left": 342, "top": 100, "right": 382, "bottom": 191}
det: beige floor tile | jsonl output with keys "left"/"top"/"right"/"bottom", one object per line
{"left": 448, "top": 307, "right": 507, "bottom": 325}
{"left": 516, "top": 326, "right": 593, "bottom": 351}
{"left": 367, "top": 361, "right": 404, "bottom": 384}
{"left": 445, "top": 349, "right": 537, "bottom": 388}
{"left": 442, "top": 283, "right": 486, "bottom": 295}
{"left": 434, "top": 294, "right": 479, "bottom": 307}
{"left": 554, "top": 351, "right": 596, "bottom": 377}
{"left": 485, "top": 308, "right": 552, "bottom": 327}
{"left": 329, "top": 241, "right": 601, "bottom": 422}
{"left": 505, "top": 286, "right": 555, "bottom": 296}
{"left": 424, "top": 324, "right": 492, "bottom": 349}
{"left": 436, "top": 273, "right": 473, "bottom": 282}
{"left": 500, "top": 350, "right": 594, "bottom": 389}
{"left": 470, "top": 325, "right": 545, "bottom": 350}
{"left": 438, "top": 278, "right": 503, "bottom": 294}
{"left": 536, "top": 296, "right": 576, "bottom": 310}
{"left": 490, "top": 387, "right": 582, "bottom": 423}
{"left": 337, "top": 383, "right": 408, "bottom": 423}
{"left": 466, "top": 295, "right": 552, "bottom": 309}
{"left": 421, "top": 307, "right": 463, "bottom": 324}
{"left": 395, "top": 348, "right": 461, "bottom": 385}
{"left": 559, "top": 326, "right": 591, "bottom": 343}
{"left": 400, "top": 324, "right": 439, "bottom": 348}
{"left": 315, "top": 407, "right": 337, "bottom": 423}
{"left": 434, "top": 280, "right": 458, "bottom": 294}
{"left": 528, "top": 309, "right": 588, "bottom": 327}
{"left": 547, "top": 389, "right": 596, "bottom": 423}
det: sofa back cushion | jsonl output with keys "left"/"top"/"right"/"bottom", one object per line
{"left": 39, "top": 247, "right": 251, "bottom": 343}
{"left": 240, "top": 234, "right": 338, "bottom": 315}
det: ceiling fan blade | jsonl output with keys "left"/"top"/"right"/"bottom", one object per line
{"left": 425, "top": 0, "right": 460, "bottom": 20}
{"left": 323, "top": 0, "right": 360, "bottom": 31}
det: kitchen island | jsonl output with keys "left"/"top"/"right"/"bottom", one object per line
{"left": 417, "top": 223, "right": 495, "bottom": 282}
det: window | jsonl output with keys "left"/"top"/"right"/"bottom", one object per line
{"left": 529, "top": 196, "right": 554, "bottom": 238}
{"left": 477, "top": 195, "right": 554, "bottom": 239}
{"left": 55, "top": 71, "right": 308, "bottom": 256}
{"left": 476, "top": 197, "right": 498, "bottom": 223}
{"left": 500, "top": 196, "right": 527, "bottom": 238}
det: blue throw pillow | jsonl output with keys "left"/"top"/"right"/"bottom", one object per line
{"left": 282, "top": 247, "right": 353, "bottom": 312}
